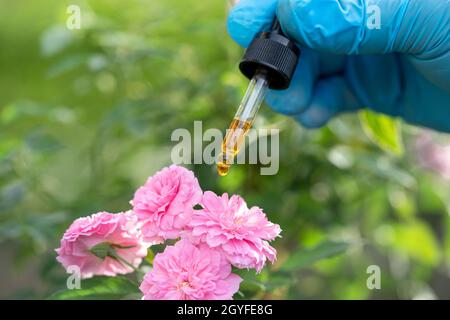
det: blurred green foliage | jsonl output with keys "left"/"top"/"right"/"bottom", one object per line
{"left": 1, "top": 0, "right": 450, "bottom": 299}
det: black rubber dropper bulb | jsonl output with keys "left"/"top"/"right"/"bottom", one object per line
{"left": 239, "top": 17, "right": 300, "bottom": 90}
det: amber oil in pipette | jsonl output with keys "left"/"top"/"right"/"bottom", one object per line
{"left": 217, "top": 118, "right": 252, "bottom": 176}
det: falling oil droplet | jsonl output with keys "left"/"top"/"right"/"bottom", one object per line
{"left": 216, "top": 118, "right": 252, "bottom": 177}
{"left": 217, "top": 162, "right": 230, "bottom": 176}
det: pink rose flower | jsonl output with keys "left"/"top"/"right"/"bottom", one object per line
{"left": 188, "top": 191, "right": 281, "bottom": 272}
{"left": 56, "top": 211, "right": 148, "bottom": 279}
{"left": 131, "top": 165, "right": 202, "bottom": 244}
{"left": 140, "top": 239, "right": 242, "bottom": 300}
{"left": 415, "top": 131, "right": 450, "bottom": 180}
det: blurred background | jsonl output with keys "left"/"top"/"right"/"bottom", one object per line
{"left": 1, "top": 0, "right": 450, "bottom": 299}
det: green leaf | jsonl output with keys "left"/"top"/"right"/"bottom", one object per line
{"left": 0, "top": 181, "right": 26, "bottom": 212}
{"left": 47, "top": 54, "right": 89, "bottom": 77}
{"left": 391, "top": 221, "right": 440, "bottom": 266}
{"left": 47, "top": 276, "right": 140, "bottom": 300}
{"left": 113, "top": 244, "right": 136, "bottom": 250}
{"left": 145, "top": 248, "right": 154, "bottom": 265}
{"left": 40, "top": 25, "right": 73, "bottom": 57}
{"left": 89, "top": 242, "right": 113, "bottom": 260}
{"left": 359, "top": 110, "right": 404, "bottom": 156}
{"left": 25, "top": 130, "right": 63, "bottom": 153}
{"left": 281, "top": 241, "right": 349, "bottom": 271}
{"left": 89, "top": 242, "right": 136, "bottom": 270}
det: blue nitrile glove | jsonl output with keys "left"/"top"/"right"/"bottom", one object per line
{"left": 227, "top": 0, "right": 450, "bottom": 132}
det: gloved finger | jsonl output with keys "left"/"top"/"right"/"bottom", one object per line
{"left": 227, "top": 0, "right": 277, "bottom": 48}
{"left": 265, "top": 48, "right": 346, "bottom": 115}
{"left": 345, "top": 54, "right": 402, "bottom": 116}
{"left": 408, "top": 53, "right": 450, "bottom": 92}
{"left": 295, "top": 76, "right": 360, "bottom": 128}
{"left": 265, "top": 48, "right": 317, "bottom": 115}
{"left": 277, "top": 0, "right": 449, "bottom": 55}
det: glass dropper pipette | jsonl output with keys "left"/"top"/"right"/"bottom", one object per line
{"left": 217, "top": 18, "right": 300, "bottom": 176}
{"left": 217, "top": 71, "right": 269, "bottom": 176}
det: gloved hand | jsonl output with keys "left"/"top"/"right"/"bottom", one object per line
{"left": 227, "top": 0, "right": 450, "bottom": 132}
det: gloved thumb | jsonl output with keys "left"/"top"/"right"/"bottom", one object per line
{"left": 277, "top": 0, "right": 449, "bottom": 56}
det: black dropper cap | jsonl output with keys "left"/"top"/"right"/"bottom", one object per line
{"left": 239, "top": 18, "right": 300, "bottom": 90}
